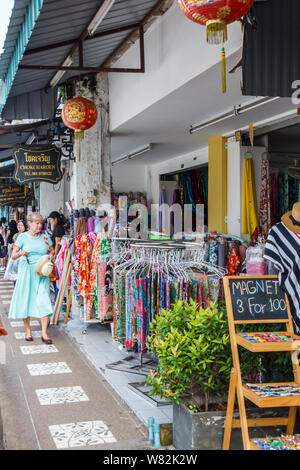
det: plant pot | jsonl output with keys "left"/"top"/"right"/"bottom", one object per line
{"left": 173, "top": 403, "right": 299, "bottom": 450}
{"left": 173, "top": 402, "right": 226, "bottom": 450}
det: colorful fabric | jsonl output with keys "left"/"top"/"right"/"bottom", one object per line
{"left": 78, "top": 234, "right": 91, "bottom": 297}
{"left": 259, "top": 159, "right": 272, "bottom": 237}
{"left": 85, "top": 233, "right": 108, "bottom": 320}
{"left": 56, "top": 238, "right": 70, "bottom": 288}
{"left": 242, "top": 158, "right": 259, "bottom": 237}
{"left": 226, "top": 246, "right": 240, "bottom": 275}
{"left": 270, "top": 173, "right": 277, "bottom": 226}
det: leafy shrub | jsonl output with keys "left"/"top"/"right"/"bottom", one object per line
{"left": 145, "top": 300, "right": 232, "bottom": 412}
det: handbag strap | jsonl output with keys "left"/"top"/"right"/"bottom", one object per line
{"left": 43, "top": 234, "right": 50, "bottom": 252}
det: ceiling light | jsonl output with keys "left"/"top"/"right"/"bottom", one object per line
{"left": 189, "top": 97, "right": 280, "bottom": 134}
{"left": 49, "top": 55, "right": 74, "bottom": 88}
{"left": 88, "top": 0, "right": 116, "bottom": 36}
{"left": 112, "top": 144, "right": 153, "bottom": 166}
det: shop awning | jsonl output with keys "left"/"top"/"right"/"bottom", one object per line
{"left": 242, "top": 0, "right": 300, "bottom": 98}
{"left": 0, "top": 0, "right": 172, "bottom": 120}
{"left": 0, "top": 119, "right": 51, "bottom": 164}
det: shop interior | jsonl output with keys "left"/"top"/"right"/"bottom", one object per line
{"left": 254, "top": 121, "right": 300, "bottom": 229}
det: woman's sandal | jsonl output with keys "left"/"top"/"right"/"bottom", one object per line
{"left": 41, "top": 337, "right": 53, "bottom": 345}
{"left": 25, "top": 336, "right": 33, "bottom": 342}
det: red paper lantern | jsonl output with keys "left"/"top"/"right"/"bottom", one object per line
{"left": 178, "top": 0, "right": 254, "bottom": 44}
{"left": 62, "top": 96, "right": 98, "bottom": 135}
{"left": 62, "top": 96, "right": 98, "bottom": 161}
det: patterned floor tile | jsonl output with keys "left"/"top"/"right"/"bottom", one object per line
{"left": 49, "top": 421, "right": 117, "bottom": 449}
{"left": 10, "top": 320, "right": 40, "bottom": 327}
{"left": 15, "top": 331, "right": 42, "bottom": 339}
{"left": 20, "top": 344, "right": 58, "bottom": 355}
{"left": 27, "top": 362, "right": 72, "bottom": 376}
{"left": 36, "top": 386, "right": 89, "bottom": 405}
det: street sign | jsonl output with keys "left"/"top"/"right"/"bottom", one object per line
{"left": 0, "top": 183, "right": 26, "bottom": 206}
{"left": 13, "top": 145, "right": 63, "bottom": 184}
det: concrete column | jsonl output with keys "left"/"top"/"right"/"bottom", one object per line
{"left": 70, "top": 72, "right": 111, "bottom": 211}
{"left": 39, "top": 179, "right": 66, "bottom": 218}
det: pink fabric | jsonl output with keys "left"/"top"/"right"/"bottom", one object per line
{"left": 86, "top": 217, "right": 95, "bottom": 233}
{"left": 56, "top": 239, "right": 70, "bottom": 288}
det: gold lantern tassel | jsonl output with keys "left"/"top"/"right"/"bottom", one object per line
{"left": 206, "top": 20, "right": 228, "bottom": 45}
{"left": 221, "top": 47, "right": 226, "bottom": 94}
{"left": 75, "top": 130, "right": 85, "bottom": 162}
{"left": 221, "top": 47, "right": 227, "bottom": 93}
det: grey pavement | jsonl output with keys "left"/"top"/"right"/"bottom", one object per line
{"left": 0, "top": 273, "right": 159, "bottom": 450}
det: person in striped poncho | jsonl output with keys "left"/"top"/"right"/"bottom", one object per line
{"left": 264, "top": 202, "right": 300, "bottom": 334}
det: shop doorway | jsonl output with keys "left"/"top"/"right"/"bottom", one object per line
{"left": 159, "top": 164, "right": 208, "bottom": 237}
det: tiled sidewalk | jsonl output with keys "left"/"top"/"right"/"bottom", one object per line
{"left": 0, "top": 274, "right": 152, "bottom": 450}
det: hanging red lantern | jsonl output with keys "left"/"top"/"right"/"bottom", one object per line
{"left": 62, "top": 96, "right": 98, "bottom": 161}
{"left": 178, "top": 0, "right": 254, "bottom": 92}
{"left": 178, "top": 0, "right": 254, "bottom": 44}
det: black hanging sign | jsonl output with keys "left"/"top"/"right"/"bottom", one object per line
{"left": 13, "top": 145, "right": 63, "bottom": 184}
{"left": 0, "top": 183, "right": 27, "bottom": 206}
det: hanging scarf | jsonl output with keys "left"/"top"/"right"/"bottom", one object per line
{"left": 78, "top": 234, "right": 91, "bottom": 297}
{"left": 75, "top": 217, "right": 87, "bottom": 237}
{"left": 191, "top": 170, "right": 202, "bottom": 205}
{"left": 56, "top": 238, "right": 70, "bottom": 288}
{"left": 242, "top": 158, "right": 259, "bottom": 237}
{"left": 85, "top": 232, "right": 105, "bottom": 320}
{"left": 270, "top": 173, "right": 277, "bottom": 226}
{"left": 259, "top": 159, "right": 272, "bottom": 237}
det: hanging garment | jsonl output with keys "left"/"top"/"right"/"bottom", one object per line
{"left": 86, "top": 216, "right": 95, "bottom": 233}
{"left": 226, "top": 245, "right": 240, "bottom": 275}
{"left": 56, "top": 238, "right": 70, "bottom": 288}
{"left": 159, "top": 187, "right": 167, "bottom": 233}
{"left": 78, "top": 234, "right": 91, "bottom": 297}
{"left": 191, "top": 170, "right": 202, "bottom": 205}
{"left": 283, "top": 173, "right": 289, "bottom": 214}
{"left": 277, "top": 173, "right": 285, "bottom": 219}
{"left": 75, "top": 217, "right": 87, "bottom": 237}
{"left": 86, "top": 232, "right": 110, "bottom": 320}
{"left": 208, "top": 239, "right": 219, "bottom": 266}
{"left": 270, "top": 173, "right": 277, "bottom": 226}
{"left": 183, "top": 172, "right": 197, "bottom": 213}
{"left": 171, "top": 189, "right": 181, "bottom": 227}
{"left": 242, "top": 158, "right": 259, "bottom": 237}
{"left": 264, "top": 221, "right": 300, "bottom": 333}
{"left": 298, "top": 180, "right": 300, "bottom": 202}
{"left": 289, "top": 176, "right": 297, "bottom": 210}
{"left": 259, "top": 159, "right": 272, "bottom": 237}
{"left": 178, "top": 174, "right": 184, "bottom": 208}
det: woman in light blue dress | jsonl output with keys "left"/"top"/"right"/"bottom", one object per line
{"left": 9, "top": 213, "right": 55, "bottom": 344}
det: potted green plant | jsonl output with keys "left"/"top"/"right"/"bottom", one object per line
{"left": 146, "top": 300, "right": 233, "bottom": 450}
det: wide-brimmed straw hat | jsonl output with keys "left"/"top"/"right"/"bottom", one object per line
{"left": 281, "top": 202, "right": 300, "bottom": 234}
{"left": 35, "top": 255, "right": 53, "bottom": 277}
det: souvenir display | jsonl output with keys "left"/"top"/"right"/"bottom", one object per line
{"left": 246, "top": 384, "right": 300, "bottom": 398}
{"left": 253, "top": 435, "right": 300, "bottom": 451}
{"left": 239, "top": 333, "right": 296, "bottom": 343}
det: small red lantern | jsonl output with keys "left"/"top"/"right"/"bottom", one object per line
{"left": 62, "top": 96, "right": 98, "bottom": 161}
{"left": 178, "top": 0, "right": 254, "bottom": 93}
